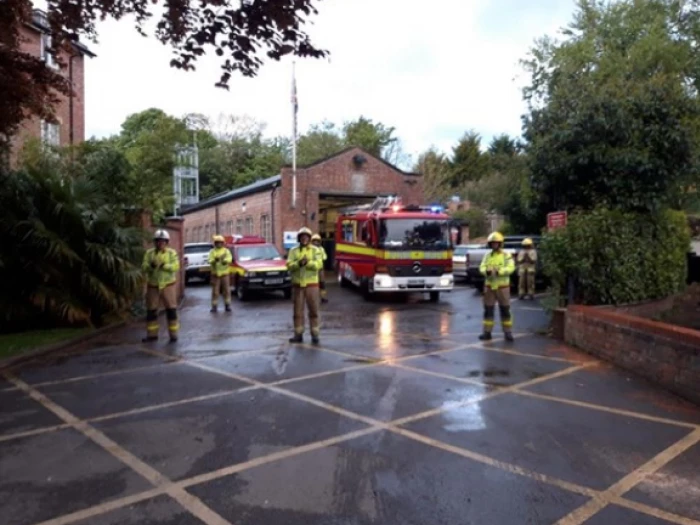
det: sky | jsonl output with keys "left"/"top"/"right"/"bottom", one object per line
{"left": 79, "top": 0, "right": 577, "bottom": 165}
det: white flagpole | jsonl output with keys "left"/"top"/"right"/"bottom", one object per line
{"left": 291, "top": 61, "right": 298, "bottom": 209}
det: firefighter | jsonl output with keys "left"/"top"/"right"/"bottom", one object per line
{"left": 286, "top": 227, "right": 324, "bottom": 344}
{"left": 479, "top": 231, "right": 516, "bottom": 342}
{"left": 517, "top": 238, "right": 537, "bottom": 301}
{"left": 311, "top": 233, "right": 329, "bottom": 304}
{"left": 142, "top": 229, "right": 180, "bottom": 343}
{"left": 208, "top": 235, "right": 233, "bottom": 313}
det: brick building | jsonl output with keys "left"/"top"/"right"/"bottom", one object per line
{"left": 182, "top": 148, "right": 424, "bottom": 261}
{"left": 9, "top": 9, "right": 95, "bottom": 164}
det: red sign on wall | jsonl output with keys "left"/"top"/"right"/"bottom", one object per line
{"left": 547, "top": 211, "right": 568, "bottom": 231}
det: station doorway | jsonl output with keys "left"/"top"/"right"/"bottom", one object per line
{"left": 318, "top": 193, "right": 379, "bottom": 270}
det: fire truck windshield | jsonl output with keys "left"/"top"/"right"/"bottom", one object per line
{"left": 378, "top": 219, "right": 451, "bottom": 250}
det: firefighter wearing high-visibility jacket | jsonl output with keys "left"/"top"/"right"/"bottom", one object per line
{"left": 286, "top": 227, "right": 324, "bottom": 344}
{"left": 208, "top": 235, "right": 233, "bottom": 313}
{"left": 517, "top": 237, "right": 537, "bottom": 300}
{"left": 142, "top": 229, "right": 180, "bottom": 343}
{"left": 311, "top": 233, "right": 329, "bottom": 304}
{"left": 479, "top": 232, "right": 515, "bottom": 342}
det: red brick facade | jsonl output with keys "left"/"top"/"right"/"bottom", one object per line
{"left": 183, "top": 148, "right": 425, "bottom": 253}
{"left": 9, "top": 11, "right": 92, "bottom": 166}
{"left": 565, "top": 304, "right": 700, "bottom": 405}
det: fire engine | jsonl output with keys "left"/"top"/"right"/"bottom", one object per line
{"left": 334, "top": 197, "right": 454, "bottom": 301}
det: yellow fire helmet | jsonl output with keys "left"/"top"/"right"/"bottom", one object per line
{"left": 212, "top": 235, "right": 225, "bottom": 243}
{"left": 487, "top": 231, "right": 504, "bottom": 244}
{"left": 311, "top": 234, "right": 322, "bottom": 243}
{"left": 522, "top": 237, "right": 533, "bottom": 247}
{"left": 297, "top": 227, "right": 313, "bottom": 241}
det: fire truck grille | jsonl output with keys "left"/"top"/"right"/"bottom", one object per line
{"left": 388, "top": 265, "right": 444, "bottom": 277}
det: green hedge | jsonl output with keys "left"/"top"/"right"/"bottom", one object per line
{"left": 540, "top": 208, "right": 689, "bottom": 305}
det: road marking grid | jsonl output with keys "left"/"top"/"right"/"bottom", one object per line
{"left": 3, "top": 332, "right": 700, "bottom": 525}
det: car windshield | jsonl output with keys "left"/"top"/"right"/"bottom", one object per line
{"left": 378, "top": 219, "right": 451, "bottom": 250}
{"left": 454, "top": 246, "right": 469, "bottom": 255}
{"left": 236, "top": 245, "right": 282, "bottom": 261}
{"left": 184, "top": 244, "right": 212, "bottom": 254}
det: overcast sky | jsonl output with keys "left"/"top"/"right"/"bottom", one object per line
{"left": 81, "top": 0, "right": 576, "bottom": 164}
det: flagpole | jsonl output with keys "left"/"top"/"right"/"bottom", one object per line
{"left": 291, "top": 61, "right": 297, "bottom": 210}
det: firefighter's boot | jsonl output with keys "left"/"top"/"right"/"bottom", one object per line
{"left": 289, "top": 334, "right": 303, "bottom": 344}
{"left": 504, "top": 332, "right": 515, "bottom": 343}
{"left": 210, "top": 306, "right": 217, "bottom": 313}
{"left": 311, "top": 335, "right": 320, "bottom": 345}
{"left": 478, "top": 332, "right": 492, "bottom": 341}
{"left": 225, "top": 304, "right": 232, "bottom": 312}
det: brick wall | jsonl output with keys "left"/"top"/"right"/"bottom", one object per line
{"left": 565, "top": 305, "right": 700, "bottom": 404}
{"left": 9, "top": 24, "right": 87, "bottom": 166}
{"left": 183, "top": 190, "right": 276, "bottom": 246}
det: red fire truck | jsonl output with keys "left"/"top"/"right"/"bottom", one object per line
{"left": 334, "top": 197, "right": 454, "bottom": 301}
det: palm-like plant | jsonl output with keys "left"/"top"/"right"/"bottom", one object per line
{"left": 0, "top": 155, "right": 145, "bottom": 332}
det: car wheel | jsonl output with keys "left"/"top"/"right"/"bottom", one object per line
{"left": 283, "top": 288, "right": 292, "bottom": 299}
{"left": 429, "top": 291, "right": 440, "bottom": 302}
{"left": 235, "top": 279, "right": 247, "bottom": 301}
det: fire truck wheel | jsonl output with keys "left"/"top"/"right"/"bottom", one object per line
{"left": 336, "top": 266, "right": 349, "bottom": 288}
{"left": 361, "top": 278, "right": 375, "bottom": 301}
{"left": 429, "top": 291, "right": 440, "bottom": 302}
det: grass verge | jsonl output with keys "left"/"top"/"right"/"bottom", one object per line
{"left": 0, "top": 328, "right": 92, "bottom": 359}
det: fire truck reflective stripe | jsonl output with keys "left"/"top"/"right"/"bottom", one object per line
{"left": 335, "top": 244, "right": 377, "bottom": 257}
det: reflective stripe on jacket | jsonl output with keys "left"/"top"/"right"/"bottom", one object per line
{"left": 208, "top": 247, "right": 232, "bottom": 277}
{"left": 142, "top": 247, "right": 180, "bottom": 289}
{"left": 479, "top": 250, "right": 515, "bottom": 289}
{"left": 286, "top": 245, "right": 323, "bottom": 287}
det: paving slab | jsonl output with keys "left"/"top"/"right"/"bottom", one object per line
{"left": 195, "top": 346, "right": 373, "bottom": 383}
{"left": 0, "top": 388, "right": 64, "bottom": 436}
{"left": 38, "top": 362, "right": 248, "bottom": 419}
{"left": 0, "top": 428, "right": 152, "bottom": 525}
{"left": 478, "top": 335, "right": 592, "bottom": 362}
{"left": 187, "top": 430, "right": 589, "bottom": 525}
{"left": 314, "top": 333, "right": 463, "bottom": 360}
{"left": 280, "top": 365, "right": 488, "bottom": 422}
{"left": 169, "top": 335, "right": 290, "bottom": 359}
{"left": 583, "top": 504, "right": 677, "bottom": 525}
{"left": 524, "top": 363, "right": 700, "bottom": 425}
{"left": 10, "top": 344, "right": 169, "bottom": 385}
{"left": 402, "top": 392, "right": 691, "bottom": 490}
{"left": 623, "top": 442, "right": 700, "bottom": 521}
{"left": 95, "top": 388, "right": 369, "bottom": 481}
{"left": 72, "top": 495, "right": 205, "bottom": 525}
{"left": 401, "top": 347, "right": 574, "bottom": 387}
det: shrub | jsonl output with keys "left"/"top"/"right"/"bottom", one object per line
{"left": 540, "top": 208, "right": 689, "bottom": 305}
{"left": 0, "top": 163, "right": 145, "bottom": 332}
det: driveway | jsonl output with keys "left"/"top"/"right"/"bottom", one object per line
{"left": 2, "top": 283, "right": 700, "bottom": 525}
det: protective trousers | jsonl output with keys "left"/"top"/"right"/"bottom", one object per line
{"left": 146, "top": 284, "right": 178, "bottom": 339}
{"left": 318, "top": 270, "right": 327, "bottom": 301}
{"left": 518, "top": 268, "right": 536, "bottom": 297}
{"left": 293, "top": 285, "right": 320, "bottom": 336}
{"left": 211, "top": 274, "right": 231, "bottom": 307}
{"left": 483, "top": 286, "right": 513, "bottom": 335}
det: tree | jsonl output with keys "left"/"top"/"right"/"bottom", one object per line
{"left": 415, "top": 148, "right": 452, "bottom": 203}
{"left": 449, "top": 131, "right": 489, "bottom": 188}
{"left": 522, "top": 0, "right": 700, "bottom": 218}
{"left": 342, "top": 116, "right": 398, "bottom": 158}
{"left": 296, "top": 121, "right": 345, "bottom": 166}
{"left": 1, "top": 0, "right": 327, "bottom": 153}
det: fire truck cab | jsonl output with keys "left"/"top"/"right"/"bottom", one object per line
{"left": 334, "top": 197, "right": 454, "bottom": 301}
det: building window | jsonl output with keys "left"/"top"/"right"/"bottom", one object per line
{"left": 40, "top": 120, "right": 60, "bottom": 147}
{"left": 226, "top": 220, "right": 233, "bottom": 235}
{"left": 41, "top": 33, "right": 58, "bottom": 69}
{"left": 236, "top": 219, "right": 243, "bottom": 235}
{"left": 260, "top": 215, "right": 271, "bottom": 242}
{"left": 245, "top": 217, "right": 254, "bottom": 235}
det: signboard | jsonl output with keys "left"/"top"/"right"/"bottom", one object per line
{"left": 283, "top": 231, "right": 298, "bottom": 249}
{"left": 547, "top": 211, "right": 568, "bottom": 231}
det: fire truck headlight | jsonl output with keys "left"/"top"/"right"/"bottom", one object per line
{"left": 440, "top": 277, "right": 452, "bottom": 287}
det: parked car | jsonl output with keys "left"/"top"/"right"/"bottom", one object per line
{"left": 453, "top": 244, "right": 482, "bottom": 282}
{"left": 184, "top": 242, "right": 213, "bottom": 284}
{"left": 227, "top": 236, "right": 292, "bottom": 300}
{"left": 468, "top": 235, "right": 547, "bottom": 293}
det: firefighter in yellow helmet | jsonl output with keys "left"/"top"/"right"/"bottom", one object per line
{"left": 142, "top": 229, "right": 180, "bottom": 343}
{"left": 286, "top": 227, "right": 324, "bottom": 344}
{"left": 311, "top": 233, "right": 329, "bottom": 304}
{"left": 517, "top": 237, "right": 537, "bottom": 300}
{"left": 208, "top": 235, "right": 233, "bottom": 313}
{"left": 479, "top": 232, "right": 515, "bottom": 342}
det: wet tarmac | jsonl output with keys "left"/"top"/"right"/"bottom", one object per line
{"left": 1, "top": 282, "right": 700, "bottom": 525}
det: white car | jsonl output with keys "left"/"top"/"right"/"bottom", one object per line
{"left": 184, "top": 242, "right": 213, "bottom": 284}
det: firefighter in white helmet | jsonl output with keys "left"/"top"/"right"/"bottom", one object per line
{"left": 286, "top": 227, "right": 324, "bottom": 344}
{"left": 141, "top": 229, "right": 180, "bottom": 342}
